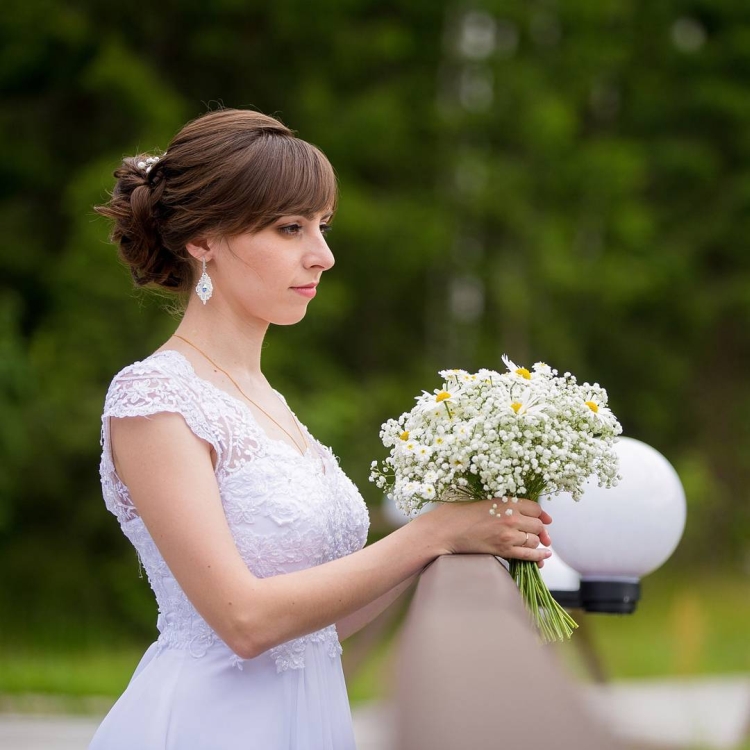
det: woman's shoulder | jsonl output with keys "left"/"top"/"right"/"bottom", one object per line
{"left": 108, "top": 349, "right": 191, "bottom": 382}
{"left": 102, "top": 349, "right": 225, "bottom": 466}
{"left": 103, "top": 350, "right": 198, "bottom": 418}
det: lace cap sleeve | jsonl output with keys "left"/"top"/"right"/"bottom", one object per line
{"left": 101, "top": 353, "right": 221, "bottom": 472}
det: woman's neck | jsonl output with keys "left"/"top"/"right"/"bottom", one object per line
{"left": 171, "top": 296, "right": 269, "bottom": 380}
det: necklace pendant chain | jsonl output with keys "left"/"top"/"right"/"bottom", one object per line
{"left": 171, "top": 334, "right": 309, "bottom": 457}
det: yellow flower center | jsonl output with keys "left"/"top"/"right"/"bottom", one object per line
{"left": 511, "top": 402, "right": 523, "bottom": 413}
{"left": 585, "top": 401, "right": 599, "bottom": 413}
{"left": 435, "top": 391, "right": 452, "bottom": 402}
{"left": 400, "top": 430, "right": 410, "bottom": 440}
{"left": 515, "top": 368, "right": 531, "bottom": 380}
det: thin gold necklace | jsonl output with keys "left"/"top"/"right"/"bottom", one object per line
{"left": 171, "top": 334, "right": 309, "bottom": 456}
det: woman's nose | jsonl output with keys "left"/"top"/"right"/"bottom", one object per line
{"left": 309, "top": 233, "right": 335, "bottom": 271}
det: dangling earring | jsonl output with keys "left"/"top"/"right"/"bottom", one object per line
{"left": 196, "top": 257, "right": 213, "bottom": 304}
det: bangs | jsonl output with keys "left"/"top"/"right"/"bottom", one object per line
{"left": 272, "top": 138, "right": 338, "bottom": 218}
{"left": 231, "top": 135, "right": 338, "bottom": 233}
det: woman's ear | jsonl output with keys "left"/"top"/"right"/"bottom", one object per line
{"left": 185, "top": 237, "right": 215, "bottom": 262}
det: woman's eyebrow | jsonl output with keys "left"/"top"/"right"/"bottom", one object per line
{"left": 283, "top": 212, "right": 334, "bottom": 222}
{"left": 300, "top": 213, "right": 334, "bottom": 223}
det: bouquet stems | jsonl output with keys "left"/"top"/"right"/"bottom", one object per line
{"left": 507, "top": 558, "right": 579, "bottom": 643}
{"left": 499, "top": 487, "right": 578, "bottom": 643}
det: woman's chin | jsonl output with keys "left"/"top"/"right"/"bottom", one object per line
{"left": 272, "top": 309, "right": 310, "bottom": 326}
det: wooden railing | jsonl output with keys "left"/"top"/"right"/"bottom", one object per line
{"left": 392, "top": 555, "right": 629, "bottom": 750}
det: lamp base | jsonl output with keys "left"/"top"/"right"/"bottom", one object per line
{"left": 581, "top": 579, "right": 640, "bottom": 614}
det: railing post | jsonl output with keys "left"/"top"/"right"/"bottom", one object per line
{"left": 393, "top": 554, "right": 628, "bottom": 750}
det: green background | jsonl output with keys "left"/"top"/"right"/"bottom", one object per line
{"left": 1, "top": 0, "right": 748, "bottom": 701}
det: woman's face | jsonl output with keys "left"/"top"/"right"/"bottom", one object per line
{"left": 207, "top": 210, "right": 335, "bottom": 326}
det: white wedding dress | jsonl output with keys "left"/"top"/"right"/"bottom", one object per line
{"left": 89, "top": 350, "right": 370, "bottom": 750}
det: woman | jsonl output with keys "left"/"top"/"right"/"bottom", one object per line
{"left": 90, "top": 108, "right": 553, "bottom": 750}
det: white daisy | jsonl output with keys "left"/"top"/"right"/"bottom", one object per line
{"left": 506, "top": 388, "right": 549, "bottom": 418}
{"left": 582, "top": 393, "right": 615, "bottom": 424}
{"left": 502, "top": 354, "right": 532, "bottom": 381}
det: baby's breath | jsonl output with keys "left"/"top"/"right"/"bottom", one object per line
{"left": 370, "top": 358, "right": 621, "bottom": 516}
{"left": 370, "top": 355, "right": 622, "bottom": 642}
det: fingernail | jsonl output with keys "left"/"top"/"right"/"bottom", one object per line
{"left": 545, "top": 550, "right": 552, "bottom": 558}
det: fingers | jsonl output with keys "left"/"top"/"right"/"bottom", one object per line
{"left": 515, "top": 530, "right": 541, "bottom": 549}
{"left": 513, "top": 545, "right": 552, "bottom": 564}
{"left": 517, "top": 499, "right": 552, "bottom": 525}
{"left": 490, "top": 500, "right": 552, "bottom": 545}
{"left": 514, "top": 499, "right": 543, "bottom": 517}
{"left": 497, "top": 511, "right": 546, "bottom": 537}
{"left": 514, "top": 515, "right": 546, "bottom": 537}
{"left": 478, "top": 498, "right": 554, "bottom": 561}
{"left": 492, "top": 498, "right": 552, "bottom": 525}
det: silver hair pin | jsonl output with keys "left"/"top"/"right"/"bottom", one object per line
{"left": 136, "top": 156, "right": 161, "bottom": 174}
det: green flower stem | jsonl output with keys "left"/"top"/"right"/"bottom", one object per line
{"left": 511, "top": 487, "right": 579, "bottom": 642}
{"left": 508, "top": 558, "right": 579, "bottom": 643}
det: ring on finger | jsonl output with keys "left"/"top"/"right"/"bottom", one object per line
{"left": 521, "top": 531, "right": 529, "bottom": 547}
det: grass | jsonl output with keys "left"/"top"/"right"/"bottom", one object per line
{"left": 568, "top": 564, "right": 750, "bottom": 680}
{"left": 0, "top": 644, "right": 146, "bottom": 704}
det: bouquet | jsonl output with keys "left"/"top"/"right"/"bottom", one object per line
{"left": 370, "top": 355, "right": 622, "bottom": 643}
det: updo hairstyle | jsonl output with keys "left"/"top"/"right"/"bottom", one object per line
{"left": 96, "top": 109, "right": 337, "bottom": 292}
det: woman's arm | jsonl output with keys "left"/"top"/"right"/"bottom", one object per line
{"left": 111, "top": 412, "right": 551, "bottom": 659}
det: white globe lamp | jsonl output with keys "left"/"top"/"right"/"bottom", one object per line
{"left": 540, "top": 437, "right": 686, "bottom": 613}
{"left": 539, "top": 547, "right": 582, "bottom": 609}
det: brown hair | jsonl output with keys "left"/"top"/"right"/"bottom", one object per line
{"left": 96, "top": 109, "right": 337, "bottom": 292}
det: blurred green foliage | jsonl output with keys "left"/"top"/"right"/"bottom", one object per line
{"left": 0, "top": 0, "right": 748, "bottom": 647}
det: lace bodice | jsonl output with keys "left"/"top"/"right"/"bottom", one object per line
{"left": 100, "top": 350, "right": 370, "bottom": 672}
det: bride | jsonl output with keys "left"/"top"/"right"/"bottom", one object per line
{"left": 89, "top": 107, "right": 552, "bottom": 749}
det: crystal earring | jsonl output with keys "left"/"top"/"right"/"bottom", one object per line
{"left": 196, "top": 258, "right": 213, "bottom": 304}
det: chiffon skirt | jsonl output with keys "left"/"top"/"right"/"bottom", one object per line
{"left": 88, "top": 639, "right": 356, "bottom": 750}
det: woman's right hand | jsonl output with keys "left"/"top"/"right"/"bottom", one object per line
{"left": 425, "top": 498, "right": 553, "bottom": 567}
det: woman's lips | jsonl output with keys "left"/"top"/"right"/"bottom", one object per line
{"left": 291, "top": 285, "right": 317, "bottom": 299}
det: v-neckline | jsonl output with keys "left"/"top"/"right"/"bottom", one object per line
{"left": 154, "top": 349, "right": 324, "bottom": 468}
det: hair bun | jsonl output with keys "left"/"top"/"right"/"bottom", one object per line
{"left": 98, "top": 155, "right": 191, "bottom": 290}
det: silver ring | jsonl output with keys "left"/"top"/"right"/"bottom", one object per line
{"left": 522, "top": 532, "right": 529, "bottom": 547}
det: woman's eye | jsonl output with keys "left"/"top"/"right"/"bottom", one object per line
{"left": 278, "top": 222, "right": 332, "bottom": 237}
